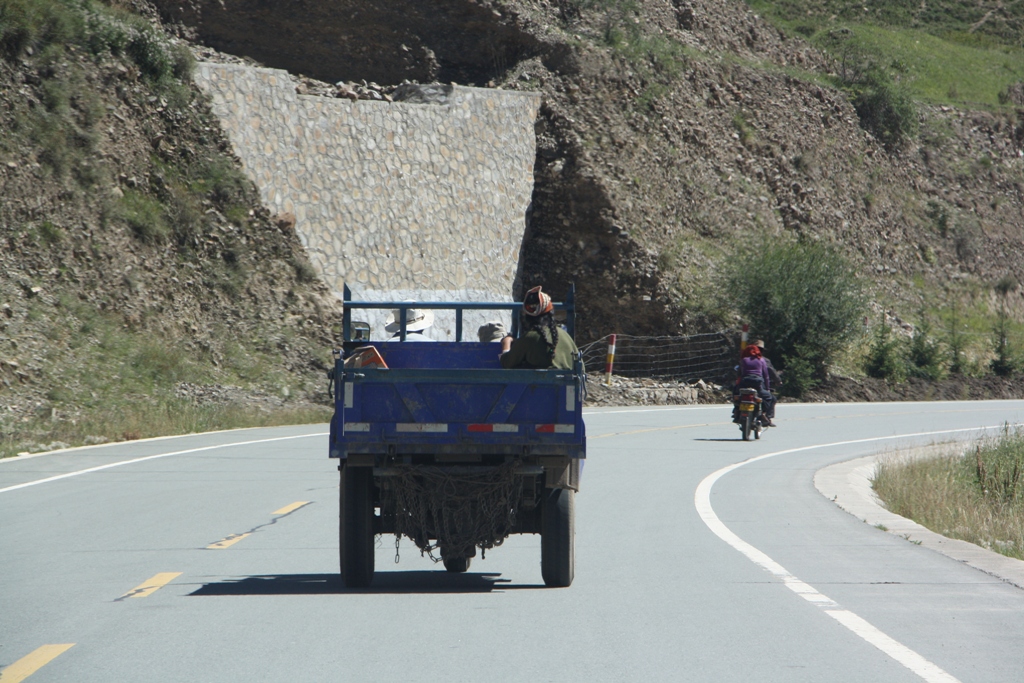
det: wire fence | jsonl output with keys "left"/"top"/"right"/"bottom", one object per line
{"left": 579, "top": 332, "right": 738, "bottom": 384}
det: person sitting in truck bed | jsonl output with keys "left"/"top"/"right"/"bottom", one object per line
{"left": 477, "top": 320, "right": 507, "bottom": 343}
{"left": 384, "top": 307, "right": 434, "bottom": 341}
{"left": 500, "top": 286, "right": 578, "bottom": 370}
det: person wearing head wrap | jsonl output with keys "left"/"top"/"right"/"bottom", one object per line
{"left": 500, "top": 286, "right": 578, "bottom": 369}
{"left": 735, "top": 342, "right": 776, "bottom": 426}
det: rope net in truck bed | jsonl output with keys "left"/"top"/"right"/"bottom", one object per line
{"left": 380, "top": 461, "right": 523, "bottom": 562}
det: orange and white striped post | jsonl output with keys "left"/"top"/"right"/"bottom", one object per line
{"left": 740, "top": 323, "right": 749, "bottom": 353}
{"left": 605, "top": 334, "right": 617, "bottom": 386}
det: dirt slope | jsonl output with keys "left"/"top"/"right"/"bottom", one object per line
{"left": 0, "top": 6, "right": 342, "bottom": 451}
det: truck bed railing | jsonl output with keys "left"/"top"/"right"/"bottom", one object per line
{"left": 341, "top": 284, "right": 575, "bottom": 342}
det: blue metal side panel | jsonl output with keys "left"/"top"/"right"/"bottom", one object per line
{"left": 330, "top": 344, "right": 586, "bottom": 459}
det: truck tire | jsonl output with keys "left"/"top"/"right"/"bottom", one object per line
{"left": 443, "top": 557, "right": 471, "bottom": 573}
{"left": 541, "top": 488, "right": 575, "bottom": 587}
{"left": 339, "top": 465, "right": 374, "bottom": 588}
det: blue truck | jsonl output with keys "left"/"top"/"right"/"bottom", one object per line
{"left": 329, "top": 289, "right": 586, "bottom": 588}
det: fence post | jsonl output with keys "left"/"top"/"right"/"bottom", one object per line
{"left": 605, "top": 334, "right": 617, "bottom": 386}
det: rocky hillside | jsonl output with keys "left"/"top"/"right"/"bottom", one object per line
{"left": 149, "top": 0, "right": 1024, "bottom": 346}
{"left": 3, "top": 0, "right": 1024, "bottom": 453}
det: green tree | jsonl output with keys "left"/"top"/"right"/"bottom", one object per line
{"left": 907, "top": 310, "right": 944, "bottom": 380}
{"left": 945, "top": 298, "right": 969, "bottom": 375}
{"left": 991, "top": 277, "right": 1018, "bottom": 377}
{"left": 722, "top": 241, "right": 867, "bottom": 388}
{"left": 864, "top": 315, "right": 906, "bottom": 382}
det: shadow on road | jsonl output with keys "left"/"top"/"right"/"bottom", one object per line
{"left": 188, "top": 572, "right": 544, "bottom": 595}
{"left": 693, "top": 438, "right": 750, "bottom": 442}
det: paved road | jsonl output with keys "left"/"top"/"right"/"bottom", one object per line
{"left": 2, "top": 402, "right": 1023, "bottom": 682}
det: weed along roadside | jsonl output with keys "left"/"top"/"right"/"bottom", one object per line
{"left": 872, "top": 429, "right": 1024, "bottom": 562}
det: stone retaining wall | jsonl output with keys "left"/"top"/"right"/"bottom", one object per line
{"left": 193, "top": 63, "right": 541, "bottom": 339}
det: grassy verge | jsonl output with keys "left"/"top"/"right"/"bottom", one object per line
{"left": 873, "top": 429, "right": 1024, "bottom": 560}
{"left": 0, "top": 402, "right": 333, "bottom": 459}
{"left": 0, "top": 296, "right": 333, "bottom": 458}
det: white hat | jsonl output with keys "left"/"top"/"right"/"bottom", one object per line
{"left": 385, "top": 308, "right": 434, "bottom": 334}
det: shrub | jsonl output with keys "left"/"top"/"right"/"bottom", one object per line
{"left": 84, "top": 7, "right": 131, "bottom": 57}
{"left": 119, "top": 190, "right": 169, "bottom": 244}
{"left": 292, "top": 255, "right": 319, "bottom": 284}
{"left": 169, "top": 41, "right": 194, "bottom": 79}
{"left": 721, "top": 241, "right": 867, "bottom": 379}
{"left": 864, "top": 317, "right": 906, "bottom": 382}
{"left": 0, "top": 0, "right": 82, "bottom": 60}
{"left": 126, "top": 23, "right": 172, "bottom": 81}
{"left": 991, "top": 276, "right": 1018, "bottom": 377}
{"left": 853, "top": 69, "right": 918, "bottom": 148}
{"left": 193, "top": 157, "right": 250, "bottom": 204}
{"left": 907, "top": 313, "right": 945, "bottom": 380}
{"left": 778, "top": 352, "right": 816, "bottom": 398}
{"left": 944, "top": 299, "right": 969, "bottom": 375}
{"left": 991, "top": 315, "right": 1016, "bottom": 377}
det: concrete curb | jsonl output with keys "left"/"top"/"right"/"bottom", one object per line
{"left": 814, "top": 445, "right": 1024, "bottom": 591}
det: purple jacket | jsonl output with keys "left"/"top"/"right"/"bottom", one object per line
{"left": 739, "top": 356, "right": 770, "bottom": 391}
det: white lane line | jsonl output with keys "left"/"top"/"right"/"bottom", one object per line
{"left": 825, "top": 609, "right": 959, "bottom": 683}
{"left": 0, "top": 425, "right": 322, "bottom": 463}
{"left": 695, "top": 425, "right": 1012, "bottom": 683}
{"left": 586, "top": 398, "right": 1024, "bottom": 416}
{"left": 0, "top": 433, "right": 328, "bottom": 494}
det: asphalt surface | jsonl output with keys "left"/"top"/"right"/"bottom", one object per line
{"left": 2, "top": 401, "right": 1024, "bottom": 682}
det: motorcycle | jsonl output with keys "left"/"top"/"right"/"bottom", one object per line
{"left": 732, "top": 387, "right": 766, "bottom": 441}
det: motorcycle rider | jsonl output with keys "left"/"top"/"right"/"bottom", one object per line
{"left": 734, "top": 344, "right": 776, "bottom": 427}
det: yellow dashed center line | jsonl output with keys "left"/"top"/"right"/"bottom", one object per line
{"left": 273, "top": 501, "right": 310, "bottom": 515}
{"left": 0, "top": 644, "right": 74, "bottom": 682}
{"left": 120, "top": 572, "right": 182, "bottom": 599}
{"left": 206, "top": 532, "right": 251, "bottom": 549}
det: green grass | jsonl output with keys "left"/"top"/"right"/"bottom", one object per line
{"left": 119, "top": 189, "right": 170, "bottom": 243}
{"left": 0, "top": 402, "right": 332, "bottom": 459}
{"left": 0, "top": 298, "right": 331, "bottom": 459}
{"left": 873, "top": 430, "right": 1024, "bottom": 561}
{"left": 826, "top": 24, "right": 1024, "bottom": 107}
{"left": 748, "top": 0, "right": 1024, "bottom": 47}
{"left": 746, "top": 1, "right": 1024, "bottom": 109}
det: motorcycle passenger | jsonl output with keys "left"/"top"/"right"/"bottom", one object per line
{"left": 752, "top": 340, "right": 782, "bottom": 389}
{"left": 735, "top": 344, "right": 776, "bottom": 427}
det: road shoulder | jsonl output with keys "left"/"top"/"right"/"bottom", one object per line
{"left": 814, "top": 445, "right": 1024, "bottom": 590}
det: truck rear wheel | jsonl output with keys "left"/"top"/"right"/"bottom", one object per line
{"left": 339, "top": 465, "right": 374, "bottom": 588}
{"left": 541, "top": 488, "right": 575, "bottom": 587}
